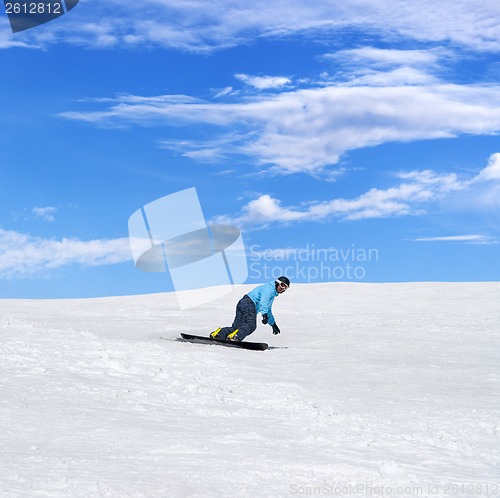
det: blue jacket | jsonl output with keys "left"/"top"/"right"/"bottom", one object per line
{"left": 247, "top": 281, "right": 278, "bottom": 326}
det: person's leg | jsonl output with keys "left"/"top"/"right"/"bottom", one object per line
{"left": 211, "top": 295, "right": 247, "bottom": 339}
{"left": 229, "top": 295, "right": 257, "bottom": 340}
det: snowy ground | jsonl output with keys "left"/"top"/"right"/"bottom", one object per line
{"left": 1, "top": 282, "right": 499, "bottom": 498}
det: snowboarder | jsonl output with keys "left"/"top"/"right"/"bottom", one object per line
{"left": 210, "top": 276, "right": 290, "bottom": 341}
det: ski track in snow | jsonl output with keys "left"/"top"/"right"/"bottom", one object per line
{"left": 0, "top": 283, "right": 499, "bottom": 497}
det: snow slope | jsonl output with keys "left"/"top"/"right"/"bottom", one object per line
{"left": 1, "top": 283, "right": 499, "bottom": 497}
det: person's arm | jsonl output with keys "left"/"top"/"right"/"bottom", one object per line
{"left": 259, "top": 285, "right": 276, "bottom": 325}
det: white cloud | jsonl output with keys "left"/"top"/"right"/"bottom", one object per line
{"left": 159, "top": 132, "right": 250, "bottom": 162}
{"left": 235, "top": 73, "right": 292, "bottom": 90}
{"left": 60, "top": 81, "right": 500, "bottom": 174}
{"left": 0, "top": 228, "right": 133, "bottom": 278}
{"left": 233, "top": 194, "right": 307, "bottom": 224}
{"left": 396, "top": 170, "right": 465, "bottom": 194}
{"left": 327, "top": 47, "right": 447, "bottom": 69}
{"left": 32, "top": 206, "right": 57, "bottom": 222}
{"left": 413, "top": 235, "right": 496, "bottom": 244}
{"left": 323, "top": 47, "right": 450, "bottom": 87}
{"left": 338, "top": 67, "right": 438, "bottom": 87}
{"left": 472, "top": 152, "right": 500, "bottom": 182}
{"left": 218, "top": 170, "right": 465, "bottom": 225}
{"left": 434, "top": 153, "right": 500, "bottom": 213}
{"left": 0, "top": 22, "right": 38, "bottom": 48}
{"left": 219, "top": 154, "right": 500, "bottom": 226}
{"left": 4, "top": 1, "right": 500, "bottom": 52}
{"left": 213, "top": 86, "right": 236, "bottom": 98}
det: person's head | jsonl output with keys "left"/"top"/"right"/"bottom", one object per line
{"left": 275, "top": 276, "right": 290, "bottom": 294}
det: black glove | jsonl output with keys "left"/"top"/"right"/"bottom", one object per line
{"left": 261, "top": 313, "right": 268, "bottom": 324}
{"left": 272, "top": 323, "right": 281, "bottom": 335}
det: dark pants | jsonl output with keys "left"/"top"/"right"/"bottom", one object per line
{"left": 218, "top": 295, "right": 257, "bottom": 340}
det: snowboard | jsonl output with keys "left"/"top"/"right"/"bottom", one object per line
{"left": 179, "top": 333, "right": 268, "bottom": 351}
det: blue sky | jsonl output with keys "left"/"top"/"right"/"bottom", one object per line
{"left": 1, "top": 0, "right": 500, "bottom": 298}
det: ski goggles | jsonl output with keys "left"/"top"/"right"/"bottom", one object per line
{"left": 276, "top": 280, "right": 289, "bottom": 291}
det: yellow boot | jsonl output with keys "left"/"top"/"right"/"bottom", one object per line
{"left": 226, "top": 329, "right": 240, "bottom": 341}
{"left": 210, "top": 327, "right": 222, "bottom": 339}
